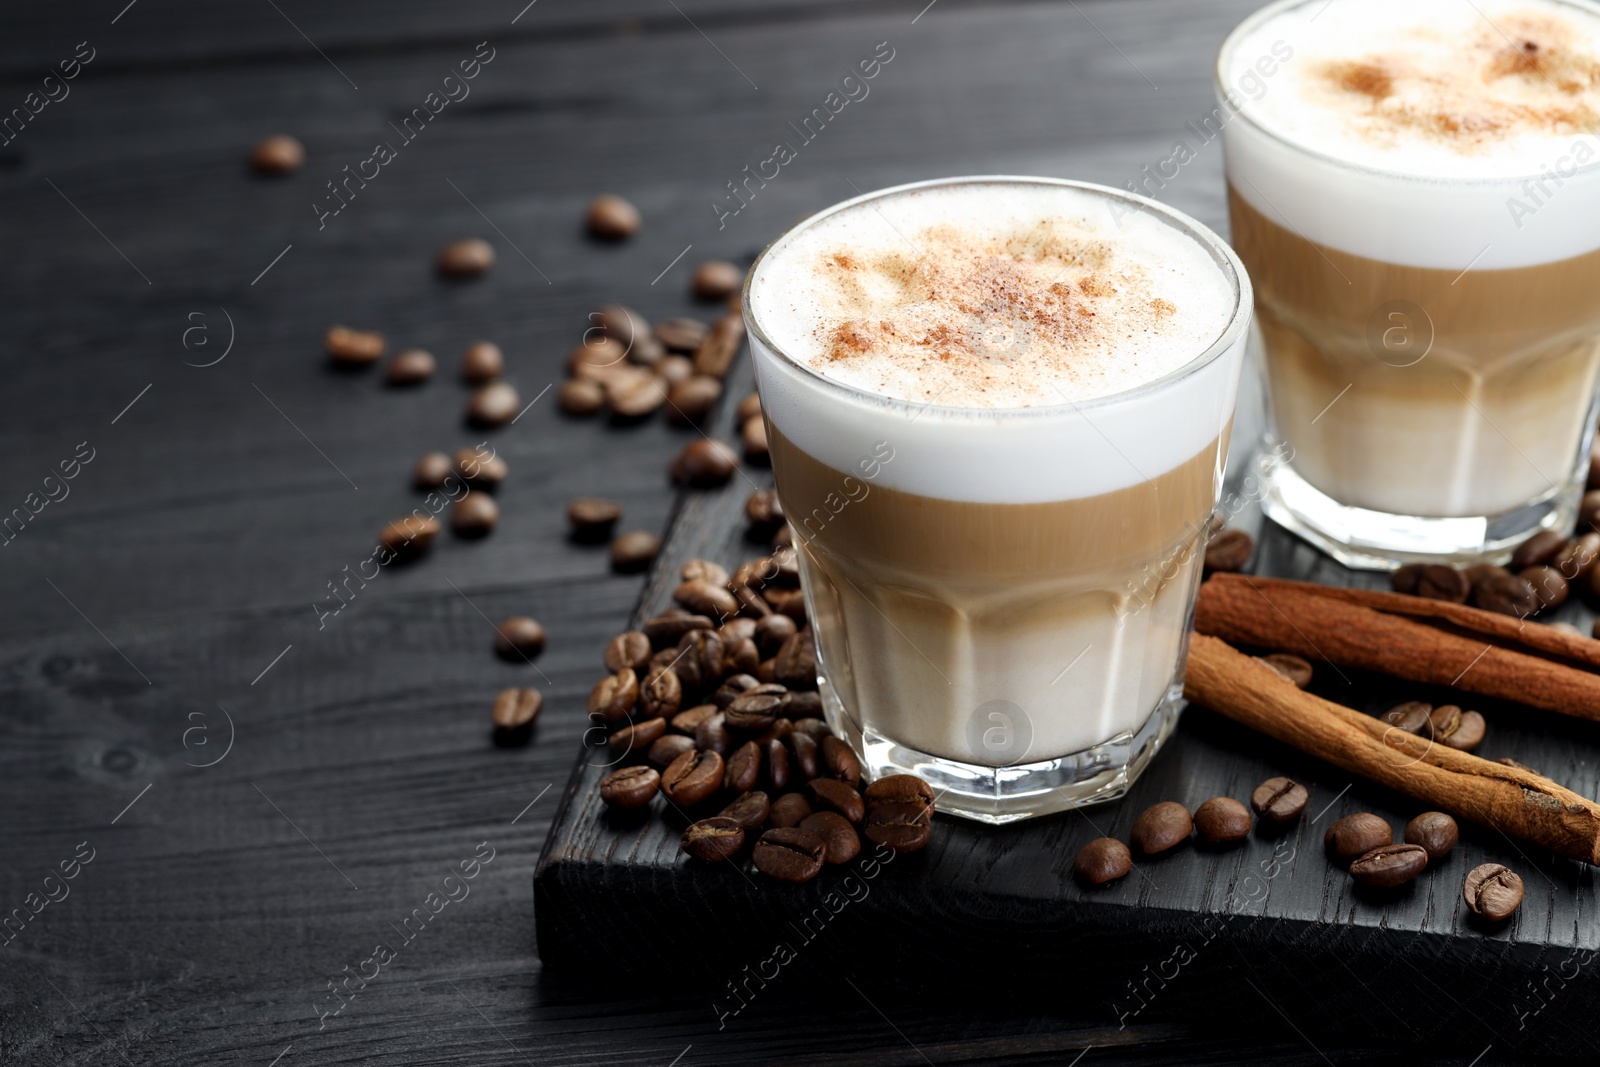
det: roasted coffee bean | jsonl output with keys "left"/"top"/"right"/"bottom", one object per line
{"left": 1349, "top": 843, "right": 1428, "bottom": 887}
{"left": 753, "top": 827, "right": 825, "bottom": 882}
{"left": 1074, "top": 837, "right": 1132, "bottom": 885}
{"left": 494, "top": 616, "right": 546, "bottom": 660}
{"left": 754, "top": 614, "right": 798, "bottom": 656}
{"left": 1463, "top": 562, "right": 1504, "bottom": 585}
{"left": 628, "top": 335, "right": 666, "bottom": 368}
{"left": 609, "top": 716, "right": 666, "bottom": 756}
{"left": 726, "top": 691, "right": 786, "bottom": 734}
{"left": 1555, "top": 532, "right": 1600, "bottom": 579}
{"left": 588, "top": 669, "right": 639, "bottom": 723}
{"left": 730, "top": 583, "right": 772, "bottom": 620}
{"left": 606, "top": 369, "right": 669, "bottom": 419}
{"left": 1381, "top": 700, "right": 1432, "bottom": 735}
{"left": 694, "top": 711, "right": 733, "bottom": 756}
{"left": 671, "top": 703, "right": 719, "bottom": 734}
{"left": 720, "top": 790, "right": 771, "bottom": 831}
{"left": 693, "top": 314, "right": 746, "bottom": 379}
{"left": 559, "top": 378, "right": 606, "bottom": 416}
{"left": 800, "top": 811, "right": 861, "bottom": 864}
{"left": 251, "top": 133, "right": 304, "bottom": 174}
{"left": 467, "top": 380, "right": 520, "bottom": 427}
{"left": 1511, "top": 529, "right": 1567, "bottom": 570}
{"left": 586, "top": 194, "right": 641, "bottom": 239}
{"left": 378, "top": 515, "right": 441, "bottom": 559}
{"left": 864, "top": 775, "right": 935, "bottom": 809}
{"left": 724, "top": 740, "right": 761, "bottom": 793}
{"left": 1204, "top": 528, "right": 1254, "bottom": 572}
{"left": 667, "top": 376, "right": 723, "bottom": 425}
{"left": 717, "top": 616, "right": 757, "bottom": 642}
{"left": 326, "top": 325, "right": 385, "bottom": 365}
{"left": 411, "top": 451, "right": 453, "bottom": 490}
{"left": 787, "top": 731, "right": 820, "bottom": 781}
{"left": 863, "top": 801, "right": 933, "bottom": 853}
{"left": 743, "top": 489, "right": 785, "bottom": 535}
{"left": 640, "top": 666, "right": 683, "bottom": 718}
{"left": 1464, "top": 863, "right": 1524, "bottom": 920}
{"left": 712, "top": 674, "right": 760, "bottom": 708}
{"left": 455, "top": 447, "right": 507, "bottom": 489}
{"left": 643, "top": 612, "right": 712, "bottom": 648}
{"left": 765, "top": 589, "right": 808, "bottom": 621}
{"left": 605, "top": 631, "right": 652, "bottom": 674}
{"left": 736, "top": 393, "right": 763, "bottom": 423}
{"left": 452, "top": 492, "right": 499, "bottom": 537}
{"left": 674, "top": 630, "right": 725, "bottom": 692}
{"left": 785, "top": 691, "right": 823, "bottom": 720}
{"left": 460, "top": 340, "right": 504, "bottom": 383}
{"left": 769, "top": 792, "right": 814, "bottom": 828}
{"left": 437, "top": 237, "right": 495, "bottom": 277}
{"left": 759, "top": 717, "right": 794, "bottom": 745}
{"left": 1258, "top": 653, "right": 1314, "bottom": 688}
{"left": 610, "top": 531, "right": 661, "bottom": 573}
{"left": 649, "top": 646, "right": 682, "bottom": 670}
{"left": 692, "top": 259, "right": 743, "bottom": 301}
{"left": 820, "top": 735, "right": 863, "bottom": 787}
{"left": 1193, "top": 796, "right": 1251, "bottom": 844}
{"left": 765, "top": 738, "right": 792, "bottom": 792}
{"left": 1324, "top": 812, "right": 1392, "bottom": 866}
{"left": 671, "top": 439, "right": 740, "bottom": 487}
{"left": 386, "top": 348, "right": 436, "bottom": 385}
{"left": 656, "top": 317, "right": 710, "bottom": 353}
{"left": 674, "top": 579, "right": 740, "bottom": 621}
{"left": 1403, "top": 811, "right": 1459, "bottom": 862}
{"left": 1519, "top": 565, "right": 1569, "bottom": 611}
{"left": 773, "top": 631, "right": 818, "bottom": 690}
{"left": 682, "top": 817, "right": 744, "bottom": 861}
{"left": 1251, "top": 776, "right": 1309, "bottom": 822}
{"left": 599, "top": 765, "right": 658, "bottom": 809}
{"left": 1389, "top": 562, "right": 1471, "bottom": 603}
{"left": 648, "top": 733, "right": 696, "bottom": 769}
{"left": 1472, "top": 568, "right": 1539, "bottom": 617}
{"left": 808, "top": 778, "right": 865, "bottom": 822}
{"left": 570, "top": 337, "right": 631, "bottom": 382}
{"left": 491, "top": 687, "right": 540, "bottom": 744}
{"left": 723, "top": 638, "right": 761, "bottom": 676}
{"left": 661, "top": 748, "right": 724, "bottom": 806}
{"left": 769, "top": 546, "right": 801, "bottom": 586}
{"left": 741, "top": 418, "right": 769, "bottom": 464}
{"left": 1426, "top": 705, "right": 1486, "bottom": 751}
{"left": 657, "top": 355, "right": 695, "bottom": 385}
{"left": 1131, "top": 802, "right": 1193, "bottom": 855}
{"left": 677, "top": 560, "right": 728, "bottom": 587}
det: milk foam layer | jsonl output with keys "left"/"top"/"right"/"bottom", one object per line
{"left": 746, "top": 179, "right": 1250, "bottom": 504}
{"left": 1220, "top": 0, "right": 1600, "bottom": 269}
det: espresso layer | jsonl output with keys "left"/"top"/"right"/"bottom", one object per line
{"left": 1230, "top": 187, "right": 1600, "bottom": 517}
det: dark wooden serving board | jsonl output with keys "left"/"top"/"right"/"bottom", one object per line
{"left": 536, "top": 340, "right": 1600, "bottom": 1059}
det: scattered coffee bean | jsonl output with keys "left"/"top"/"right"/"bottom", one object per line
{"left": 774, "top": 631, "right": 819, "bottom": 690}
{"left": 808, "top": 778, "right": 866, "bottom": 823}
{"left": 671, "top": 439, "right": 740, "bottom": 487}
{"left": 494, "top": 616, "right": 546, "bottom": 660}
{"left": 693, "top": 314, "right": 745, "bottom": 378}
{"left": 1381, "top": 701, "right": 1432, "bottom": 736}
{"left": 378, "top": 515, "right": 440, "bottom": 558}
{"left": 325, "top": 325, "right": 385, "bottom": 365}
{"left": 752, "top": 827, "right": 825, "bottom": 883}
{"left": 683, "top": 559, "right": 731, "bottom": 586}
{"left": 456, "top": 447, "right": 507, "bottom": 489}
{"left": 610, "top": 531, "right": 661, "bottom": 573}
{"left": 452, "top": 492, "right": 499, "bottom": 537}
{"left": 692, "top": 260, "right": 743, "bottom": 301}
{"left": 587, "top": 194, "right": 641, "bottom": 240}
{"left": 1472, "top": 568, "right": 1539, "bottom": 617}
{"left": 769, "top": 792, "right": 813, "bottom": 828}
{"left": 461, "top": 340, "right": 504, "bottom": 383}
{"left": 737, "top": 393, "right": 763, "bottom": 422}
{"left": 711, "top": 673, "right": 758, "bottom": 707}
{"left": 660, "top": 748, "right": 724, "bottom": 806}
{"left": 744, "top": 489, "right": 785, "bottom": 535}
{"left": 608, "top": 370, "right": 669, "bottom": 419}
{"left": 386, "top": 348, "right": 436, "bottom": 385}
{"left": 1251, "top": 776, "right": 1309, "bottom": 822}
{"left": 682, "top": 817, "right": 744, "bottom": 862}
{"left": 643, "top": 612, "right": 712, "bottom": 648}
{"left": 608, "top": 716, "right": 666, "bottom": 756}
{"left": 437, "top": 237, "right": 495, "bottom": 277}
{"left": 1555, "top": 533, "right": 1600, "bottom": 579}
{"left": 765, "top": 738, "right": 792, "bottom": 792}
{"left": 723, "top": 740, "right": 761, "bottom": 793}
{"left": 1205, "top": 528, "right": 1254, "bottom": 572}
{"left": 1464, "top": 863, "right": 1524, "bottom": 920}
{"left": 1324, "top": 812, "right": 1392, "bottom": 866}
{"left": 1518, "top": 564, "right": 1569, "bottom": 611}
{"left": 674, "top": 579, "right": 739, "bottom": 620}
{"left": 674, "top": 630, "right": 725, "bottom": 692}
{"left": 741, "top": 417, "right": 769, "bottom": 464}
{"left": 668, "top": 376, "right": 723, "bottom": 424}
{"left": 628, "top": 334, "right": 666, "bottom": 368}
{"left": 1403, "top": 811, "right": 1459, "bottom": 863}
{"left": 1193, "top": 796, "right": 1251, "bottom": 844}
{"left": 599, "top": 765, "right": 658, "bottom": 809}
{"left": 1511, "top": 529, "right": 1567, "bottom": 570}
{"left": 863, "top": 776, "right": 935, "bottom": 809}
{"left": 467, "top": 380, "right": 521, "bottom": 427}
{"left": 1349, "top": 843, "right": 1428, "bottom": 887}
{"left": 754, "top": 614, "right": 797, "bottom": 656}
{"left": 800, "top": 811, "right": 860, "bottom": 864}
{"left": 720, "top": 790, "right": 771, "bottom": 831}
{"left": 559, "top": 378, "right": 606, "bottom": 416}
{"left": 656, "top": 317, "right": 710, "bottom": 353}
{"left": 1425, "top": 705, "right": 1486, "bottom": 751}
{"left": 658, "top": 355, "right": 695, "bottom": 385}
{"left": 1390, "top": 563, "right": 1470, "bottom": 603}
{"left": 251, "top": 133, "right": 305, "bottom": 174}
{"left": 820, "top": 735, "right": 862, "bottom": 787}
{"left": 604, "top": 631, "right": 652, "bottom": 674}
{"left": 787, "top": 731, "right": 820, "bottom": 781}
{"left": 491, "top": 687, "right": 540, "bottom": 744}
{"left": 793, "top": 718, "right": 832, "bottom": 742}
{"left": 588, "top": 668, "right": 639, "bottom": 723}
{"left": 648, "top": 733, "right": 696, "bottom": 769}
{"left": 725, "top": 690, "right": 784, "bottom": 734}
{"left": 862, "top": 801, "right": 933, "bottom": 853}
{"left": 568, "top": 498, "right": 621, "bottom": 542}
{"left": 1074, "top": 837, "right": 1132, "bottom": 885}
{"left": 1258, "top": 653, "right": 1313, "bottom": 688}
{"left": 640, "top": 666, "right": 684, "bottom": 718}
{"left": 1130, "top": 802, "right": 1192, "bottom": 855}
{"left": 412, "top": 452, "right": 453, "bottom": 489}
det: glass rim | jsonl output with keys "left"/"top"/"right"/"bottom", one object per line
{"left": 740, "top": 175, "right": 1252, "bottom": 422}
{"left": 1215, "top": 0, "right": 1600, "bottom": 188}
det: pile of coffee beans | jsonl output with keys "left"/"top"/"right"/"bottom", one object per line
{"left": 591, "top": 554, "right": 935, "bottom": 882}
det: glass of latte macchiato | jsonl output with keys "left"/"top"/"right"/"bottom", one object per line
{"left": 1219, "top": 0, "right": 1600, "bottom": 568}
{"left": 743, "top": 178, "right": 1252, "bottom": 822}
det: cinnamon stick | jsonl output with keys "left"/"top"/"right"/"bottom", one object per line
{"left": 1195, "top": 573, "right": 1600, "bottom": 720}
{"left": 1184, "top": 634, "right": 1600, "bottom": 864}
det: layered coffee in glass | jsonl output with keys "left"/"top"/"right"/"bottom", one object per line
{"left": 742, "top": 177, "right": 1252, "bottom": 822}
{"left": 1219, "top": 0, "right": 1600, "bottom": 568}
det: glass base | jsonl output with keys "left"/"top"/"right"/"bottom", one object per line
{"left": 822, "top": 679, "right": 1184, "bottom": 825}
{"left": 1258, "top": 445, "right": 1579, "bottom": 571}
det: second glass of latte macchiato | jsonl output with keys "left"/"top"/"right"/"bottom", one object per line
{"left": 743, "top": 177, "right": 1251, "bottom": 823}
{"left": 1218, "top": 0, "right": 1600, "bottom": 568}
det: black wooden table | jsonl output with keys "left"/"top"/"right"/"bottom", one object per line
{"left": 0, "top": 1, "right": 1582, "bottom": 1064}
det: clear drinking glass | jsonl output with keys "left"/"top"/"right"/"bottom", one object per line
{"left": 742, "top": 177, "right": 1252, "bottom": 823}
